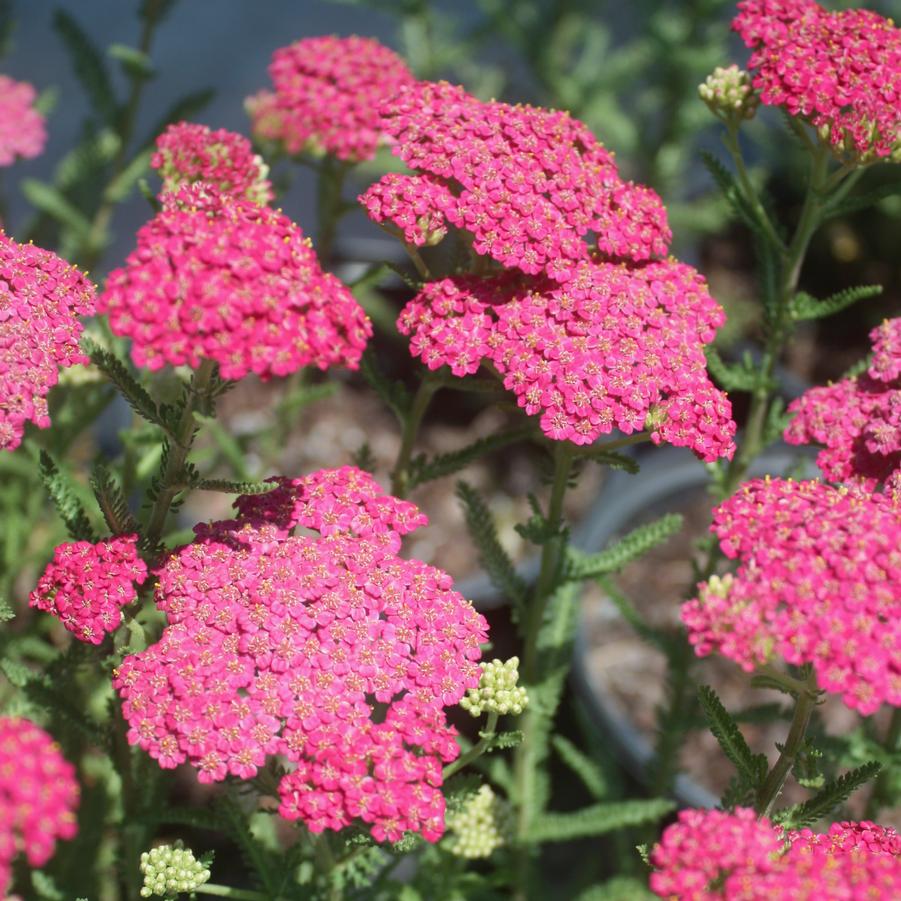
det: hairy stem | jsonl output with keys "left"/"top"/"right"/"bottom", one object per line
{"left": 756, "top": 671, "right": 820, "bottom": 817}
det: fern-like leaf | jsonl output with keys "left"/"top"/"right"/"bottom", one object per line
{"left": 698, "top": 685, "right": 767, "bottom": 787}
{"left": 0, "top": 597, "right": 13, "bottom": 623}
{"left": 90, "top": 463, "right": 139, "bottom": 535}
{"left": 527, "top": 799, "right": 674, "bottom": 843}
{"left": 484, "top": 730, "right": 523, "bottom": 751}
{"left": 576, "top": 447, "right": 640, "bottom": 474}
{"left": 359, "top": 349, "right": 411, "bottom": 424}
{"left": 823, "top": 178, "right": 901, "bottom": 219}
{"left": 790, "top": 285, "right": 882, "bottom": 321}
{"left": 407, "top": 426, "right": 532, "bottom": 490}
{"left": 706, "top": 347, "right": 760, "bottom": 393}
{"left": 552, "top": 735, "right": 607, "bottom": 800}
{"left": 39, "top": 451, "right": 95, "bottom": 541}
{"left": 217, "top": 795, "right": 279, "bottom": 894}
{"left": 701, "top": 151, "right": 759, "bottom": 231}
{"left": 456, "top": 481, "right": 527, "bottom": 607}
{"left": 53, "top": 10, "right": 118, "bottom": 123}
{"left": 83, "top": 338, "right": 165, "bottom": 430}
{"left": 565, "top": 513, "right": 683, "bottom": 582}
{"left": 774, "top": 761, "right": 882, "bottom": 829}
{"left": 193, "top": 478, "right": 273, "bottom": 495}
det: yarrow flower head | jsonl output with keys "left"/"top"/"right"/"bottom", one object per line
{"left": 114, "top": 466, "right": 488, "bottom": 844}
{"left": 460, "top": 657, "right": 529, "bottom": 717}
{"left": 0, "top": 75, "right": 46, "bottom": 166}
{"left": 734, "top": 0, "right": 901, "bottom": 162}
{"left": 139, "top": 841, "right": 211, "bottom": 898}
{"left": 247, "top": 35, "right": 416, "bottom": 162}
{"left": 683, "top": 477, "right": 901, "bottom": 714}
{"left": 650, "top": 808, "right": 901, "bottom": 899}
{"left": 398, "top": 261, "right": 735, "bottom": 459}
{"left": 785, "top": 317, "right": 901, "bottom": 489}
{"left": 0, "top": 232, "right": 96, "bottom": 451}
{"left": 0, "top": 718, "right": 79, "bottom": 896}
{"left": 98, "top": 184, "right": 371, "bottom": 379}
{"left": 443, "top": 786, "right": 509, "bottom": 859}
{"left": 29, "top": 535, "right": 148, "bottom": 644}
{"left": 152, "top": 121, "right": 272, "bottom": 204}
{"left": 362, "top": 80, "right": 671, "bottom": 281}
{"left": 699, "top": 65, "right": 760, "bottom": 120}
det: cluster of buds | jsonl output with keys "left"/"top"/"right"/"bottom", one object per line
{"left": 699, "top": 65, "right": 759, "bottom": 121}
{"left": 444, "top": 786, "right": 509, "bottom": 859}
{"left": 460, "top": 657, "right": 529, "bottom": 717}
{"left": 139, "top": 842, "right": 210, "bottom": 898}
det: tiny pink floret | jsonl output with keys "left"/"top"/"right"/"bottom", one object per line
{"left": 0, "top": 75, "right": 46, "bottom": 166}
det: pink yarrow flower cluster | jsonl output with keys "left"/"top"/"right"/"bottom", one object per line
{"left": 29, "top": 535, "right": 148, "bottom": 644}
{"left": 363, "top": 80, "right": 671, "bottom": 281}
{"left": 0, "top": 232, "right": 96, "bottom": 451}
{"left": 650, "top": 808, "right": 901, "bottom": 900}
{"left": 247, "top": 36, "right": 416, "bottom": 162}
{"left": 683, "top": 477, "right": 900, "bottom": 714}
{"left": 786, "top": 317, "right": 900, "bottom": 488}
{"left": 114, "top": 467, "right": 488, "bottom": 843}
{"left": 734, "top": 0, "right": 901, "bottom": 160}
{"left": 0, "top": 75, "right": 46, "bottom": 166}
{"left": 152, "top": 121, "right": 273, "bottom": 204}
{"left": 399, "top": 261, "right": 735, "bottom": 459}
{"left": 0, "top": 718, "right": 79, "bottom": 896}
{"left": 99, "top": 184, "right": 371, "bottom": 379}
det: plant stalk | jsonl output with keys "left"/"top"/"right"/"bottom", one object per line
{"left": 390, "top": 377, "right": 439, "bottom": 498}
{"left": 864, "top": 707, "right": 901, "bottom": 819}
{"left": 443, "top": 712, "right": 499, "bottom": 780}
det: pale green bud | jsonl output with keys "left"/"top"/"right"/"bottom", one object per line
{"left": 460, "top": 657, "right": 529, "bottom": 717}
{"left": 139, "top": 841, "right": 211, "bottom": 897}
{"left": 444, "top": 785, "right": 509, "bottom": 859}
{"left": 699, "top": 65, "right": 759, "bottom": 120}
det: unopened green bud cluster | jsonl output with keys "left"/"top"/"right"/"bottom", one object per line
{"left": 139, "top": 841, "right": 211, "bottom": 897}
{"left": 699, "top": 65, "right": 759, "bottom": 120}
{"left": 460, "top": 657, "right": 529, "bottom": 717}
{"left": 444, "top": 785, "right": 509, "bottom": 859}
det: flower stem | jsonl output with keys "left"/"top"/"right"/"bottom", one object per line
{"left": 316, "top": 157, "right": 351, "bottom": 267}
{"left": 143, "top": 359, "right": 216, "bottom": 551}
{"left": 443, "top": 712, "right": 499, "bottom": 780}
{"left": 390, "top": 376, "right": 439, "bottom": 498}
{"left": 195, "top": 885, "right": 270, "bottom": 900}
{"left": 311, "top": 832, "right": 342, "bottom": 901}
{"left": 755, "top": 671, "right": 820, "bottom": 817}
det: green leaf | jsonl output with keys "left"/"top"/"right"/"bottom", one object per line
{"left": 456, "top": 481, "right": 527, "bottom": 608}
{"left": 551, "top": 734, "right": 607, "bottom": 800}
{"left": 706, "top": 347, "right": 760, "bottom": 393}
{"left": 39, "top": 451, "right": 96, "bottom": 541}
{"left": 595, "top": 576, "right": 666, "bottom": 650}
{"left": 701, "top": 150, "right": 760, "bottom": 232}
{"left": 1, "top": 658, "right": 35, "bottom": 688}
{"left": 514, "top": 493, "right": 565, "bottom": 547}
{"left": 143, "top": 88, "right": 215, "bottom": 148}
{"left": 565, "top": 513, "right": 683, "bottom": 582}
{"left": 31, "top": 870, "right": 65, "bottom": 901}
{"left": 761, "top": 396, "right": 792, "bottom": 449}
{"left": 407, "top": 425, "right": 533, "bottom": 490}
{"left": 527, "top": 799, "right": 675, "bottom": 843}
{"left": 581, "top": 449, "right": 640, "bottom": 474}
{"left": 485, "top": 730, "right": 523, "bottom": 751}
{"left": 359, "top": 349, "right": 411, "bottom": 424}
{"left": 775, "top": 761, "right": 882, "bottom": 829}
{"left": 108, "top": 43, "right": 155, "bottom": 79}
{"left": 104, "top": 147, "right": 154, "bottom": 203}
{"left": 218, "top": 795, "right": 280, "bottom": 894}
{"left": 90, "top": 463, "right": 139, "bottom": 535}
{"left": 0, "top": 596, "right": 14, "bottom": 623}
{"left": 789, "top": 285, "right": 883, "bottom": 321}
{"left": 53, "top": 10, "right": 118, "bottom": 123}
{"left": 83, "top": 337, "right": 166, "bottom": 430}
{"left": 193, "top": 478, "right": 273, "bottom": 495}
{"left": 698, "top": 685, "right": 767, "bottom": 787}
{"left": 824, "top": 178, "right": 901, "bottom": 219}
{"left": 21, "top": 179, "right": 92, "bottom": 237}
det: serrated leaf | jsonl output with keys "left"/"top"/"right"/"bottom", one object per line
{"left": 824, "top": 178, "right": 901, "bottom": 219}
{"left": 527, "top": 799, "right": 674, "bottom": 843}
{"left": 706, "top": 346, "right": 759, "bottom": 392}
{"left": 39, "top": 451, "right": 96, "bottom": 541}
{"left": 90, "top": 463, "right": 139, "bottom": 535}
{"left": 456, "top": 481, "right": 527, "bottom": 607}
{"left": 0, "top": 597, "right": 14, "bottom": 623}
{"left": 1, "top": 658, "right": 35, "bottom": 688}
{"left": 698, "top": 685, "right": 767, "bottom": 787}
{"left": 774, "top": 761, "right": 882, "bottom": 829}
{"left": 194, "top": 478, "right": 272, "bottom": 495}
{"left": 701, "top": 150, "right": 759, "bottom": 231}
{"left": 485, "top": 730, "right": 523, "bottom": 751}
{"left": 108, "top": 43, "right": 155, "bottom": 79}
{"left": 565, "top": 513, "right": 683, "bottom": 582}
{"left": 582, "top": 449, "right": 640, "bottom": 474}
{"left": 789, "top": 285, "right": 882, "bottom": 321}
{"left": 408, "top": 425, "right": 532, "bottom": 490}
{"left": 83, "top": 337, "right": 166, "bottom": 430}
{"left": 21, "top": 179, "right": 92, "bottom": 237}
{"left": 53, "top": 10, "right": 118, "bottom": 123}
{"left": 552, "top": 734, "right": 607, "bottom": 800}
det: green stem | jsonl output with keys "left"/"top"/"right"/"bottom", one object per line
{"left": 864, "top": 707, "right": 901, "bottom": 819}
{"left": 443, "top": 712, "right": 499, "bottom": 780}
{"left": 312, "top": 832, "right": 342, "bottom": 901}
{"left": 195, "top": 884, "right": 270, "bottom": 900}
{"left": 404, "top": 243, "right": 431, "bottom": 280}
{"left": 316, "top": 157, "right": 350, "bottom": 267}
{"left": 82, "top": 0, "right": 163, "bottom": 269}
{"left": 143, "top": 359, "right": 216, "bottom": 550}
{"left": 755, "top": 671, "right": 820, "bottom": 817}
{"left": 390, "top": 377, "right": 439, "bottom": 498}
{"left": 572, "top": 431, "right": 652, "bottom": 456}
